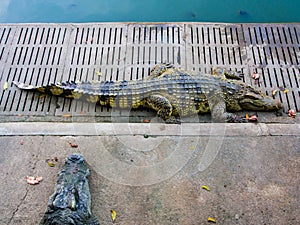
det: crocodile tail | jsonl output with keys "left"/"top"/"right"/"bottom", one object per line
{"left": 13, "top": 81, "right": 78, "bottom": 99}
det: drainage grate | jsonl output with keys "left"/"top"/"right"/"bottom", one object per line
{"left": 54, "top": 24, "right": 128, "bottom": 118}
{"left": 0, "top": 25, "right": 71, "bottom": 119}
{"left": 0, "top": 23, "right": 299, "bottom": 122}
{"left": 186, "top": 24, "right": 249, "bottom": 83}
{"left": 243, "top": 24, "right": 300, "bottom": 112}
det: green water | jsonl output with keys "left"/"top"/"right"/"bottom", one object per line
{"left": 1, "top": 0, "right": 299, "bottom": 23}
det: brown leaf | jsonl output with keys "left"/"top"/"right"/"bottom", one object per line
{"left": 69, "top": 143, "right": 78, "bottom": 148}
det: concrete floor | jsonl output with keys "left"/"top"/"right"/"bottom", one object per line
{"left": 0, "top": 123, "right": 299, "bottom": 225}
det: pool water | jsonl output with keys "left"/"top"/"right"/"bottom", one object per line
{"left": 0, "top": 0, "right": 299, "bottom": 23}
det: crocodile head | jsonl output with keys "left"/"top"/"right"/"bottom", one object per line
{"left": 238, "top": 85, "right": 283, "bottom": 111}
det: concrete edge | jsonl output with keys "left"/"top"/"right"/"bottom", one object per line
{"left": 0, "top": 122, "right": 299, "bottom": 136}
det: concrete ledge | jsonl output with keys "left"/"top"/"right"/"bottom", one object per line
{"left": 0, "top": 122, "right": 299, "bottom": 136}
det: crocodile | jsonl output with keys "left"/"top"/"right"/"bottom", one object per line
{"left": 14, "top": 64, "right": 283, "bottom": 123}
{"left": 39, "top": 153, "right": 99, "bottom": 225}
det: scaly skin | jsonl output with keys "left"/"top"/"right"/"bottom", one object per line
{"left": 39, "top": 154, "right": 99, "bottom": 225}
{"left": 14, "top": 64, "right": 283, "bottom": 123}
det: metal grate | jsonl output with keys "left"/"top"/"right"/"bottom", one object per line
{"left": 0, "top": 23, "right": 299, "bottom": 122}
{"left": 186, "top": 24, "right": 249, "bottom": 83}
{"left": 54, "top": 24, "right": 128, "bottom": 118}
{"left": 0, "top": 25, "right": 71, "bottom": 119}
{"left": 243, "top": 24, "right": 300, "bottom": 112}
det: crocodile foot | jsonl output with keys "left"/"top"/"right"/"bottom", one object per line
{"left": 226, "top": 114, "right": 248, "bottom": 123}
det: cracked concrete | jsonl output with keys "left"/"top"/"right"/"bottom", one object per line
{"left": 0, "top": 123, "right": 299, "bottom": 225}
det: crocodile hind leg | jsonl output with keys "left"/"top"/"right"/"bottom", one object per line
{"left": 145, "top": 94, "right": 180, "bottom": 123}
{"left": 212, "top": 68, "right": 243, "bottom": 80}
{"left": 148, "top": 63, "right": 175, "bottom": 79}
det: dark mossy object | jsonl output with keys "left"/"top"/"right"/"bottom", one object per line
{"left": 40, "top": 153, "right": 99, "bottom": 225}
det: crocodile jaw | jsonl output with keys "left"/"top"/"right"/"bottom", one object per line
{"left": 239, "top": 97, "right": 283, "bottom": 111}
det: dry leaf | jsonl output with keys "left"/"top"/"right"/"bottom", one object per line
{"left": 288, "top": 109, "right": 296, "bottom": 118}
{"left": 189, "top": 146, "right": 196, "bottom": 151}
{"left": 3, "top": 81, "right": 8, "bottom": 90}
{"left": 39, "top": 94, "right": 46, "bottom": 99}
{"left": 111, "top": 209, "right": 117, "bottom": 222}
{"left": 252, "top": 73, "right": 260, "bottom": 80}
{"left": 272, "top": 89, "right": 278, "bottom": 96}
{"left": 202, "top": 185, "right": 210, "bottom": 191}
{"left": 95, "top": 70, "right": 103, "bottom": 77}
{"left": 283, "top": 89, "right": 289, "bottom": 94}
{"left": 248, "top": 114, "right": 258, "bottom": 122}
{"left": 62, "top": 113, "right": 71, "bottom": 118}
{"left": 245, "top": 114, "right": 249, "bottom": 120}
{"left": 208, "top": 217, "right": 216, "bottom": 223}
{"left": 143, "top": 119, "right": 151, "bottom": 123}
{"left": 26, "top": 176, "right": 43, "bottom": 185}
{"left": 47, "top": 161, "right": 55, "bottom": 167}
{"left": 69, "top": 143, "right": 78, "bottom": 148}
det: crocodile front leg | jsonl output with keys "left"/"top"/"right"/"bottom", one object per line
{"left": 209, "top": 95, "right": 247, "bottom": 123}
{"left": 145, "top": 94, "right": 180, "bottom": 123}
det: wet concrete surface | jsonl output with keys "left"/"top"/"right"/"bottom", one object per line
{"left": 0, "top": 123, "right": 299, "bottom": 225}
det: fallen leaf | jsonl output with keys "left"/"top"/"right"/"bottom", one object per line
{"left": 39, "top": 94, "right": 46, "bottom": 99}
{"left": 202, "top": 185, "right": 210, "bottom": 191}
{"left": 26, "top": 176, "right": 43, "bottom": 185}
{"left": 47, "top": 161, "right": 55, "bottom": 167}
{"left": 189, "top": 146, "right": 196, "bottom": 151}
{"left": 288, "top": 109, "right": 296, "bottom": 118}
{"left": 143, "top": 119, "right": 151, "bottom": 123}
{"left": 69, "top": 143, "right": 78, "bottom": 148}
{"left": 245, "top": 114, "right": 249, "bottom": 120}
{"left": 208, "top": 217, "right": 216, "bottom": 223}
{"left": 283, "top": 89, "right": 289, "bottom": 94}
{"left": 62, "top": 113, "right": 71, "bottom": 118}
{"left": 252, "top": 73, "right": 260, "bottom": 80}
{"left": 95, "top": 70, "right": 103, "bottom": 77}
{"left": 272, "top": 89, "right": 278, "bottom": 97}
{"left": 248, "top": 114, "right": 258, "bottom": 122}
{"left": 3, "top": 81, "right": 8, "bottom": 90}
{"left": 111, "top": 209, "right": 117, "bottom": 222}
